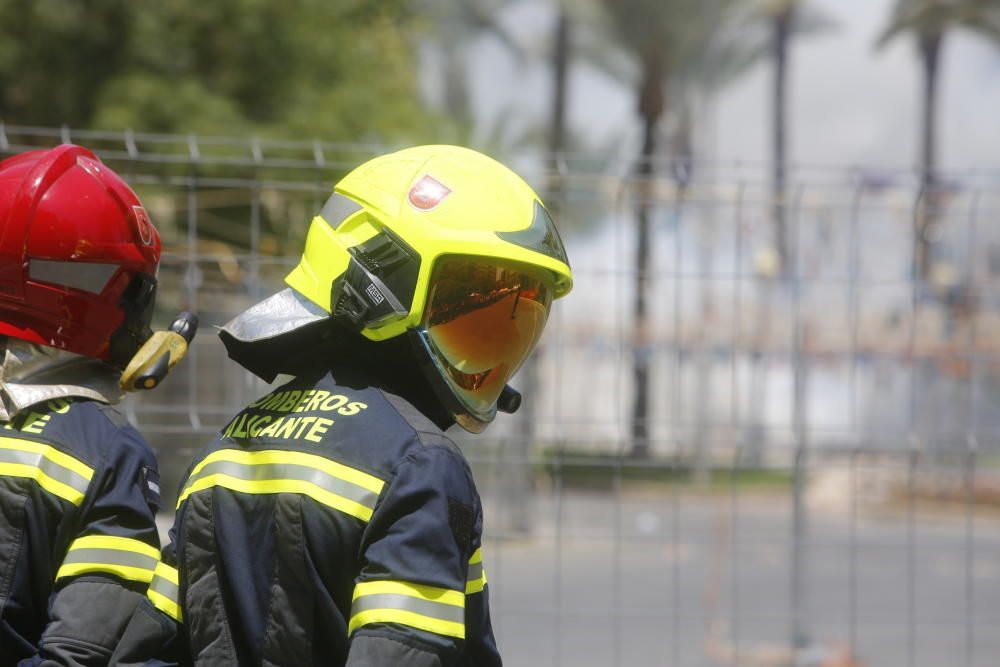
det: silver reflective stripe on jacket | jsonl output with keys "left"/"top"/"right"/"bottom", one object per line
{"left": 0, "top": 337, "right": 122, "bottom": 420}
{"left": 349, "top": 580, "right": 466, "bottom": 639}
{"left": 0, "top": 440, "right": 93, "bottom": 505}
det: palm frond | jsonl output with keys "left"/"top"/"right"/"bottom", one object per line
{"left": 877, "top": 0, "right": 1000, "bottom": 48}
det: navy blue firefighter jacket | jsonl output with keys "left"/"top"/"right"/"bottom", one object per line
{"left": 0, "top": 397, "right": 162, "bottom": 666}
{"left": 111, "top": 370, "right": 501, "bottom": 667}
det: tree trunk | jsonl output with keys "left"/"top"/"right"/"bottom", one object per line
{"left": 443, "top": 46, "right": 471, "bottom": 125}
{"left": 916, "top": 30, "right": 943, "bottom": 281}
{"left": 505, "top": 5, "right": 571, "bottom": 534}
{"left": 772, "top": 7, "right": 793, "bottom": 280}
{"left": 549, "top": 6, "right": 570, "bottom": 176}
{"left": 630, "top": 66, "right": 663, "bottom": 458}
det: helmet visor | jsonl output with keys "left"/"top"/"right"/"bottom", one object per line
{"left": 422, "top": 256, "right": 553, "bottom": 418}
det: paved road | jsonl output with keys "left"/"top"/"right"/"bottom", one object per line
{"left": 482, "top": 490, "right": 1000, "bottom": 667}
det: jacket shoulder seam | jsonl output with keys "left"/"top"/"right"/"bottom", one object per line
{"left": 375, "top": 390, "right": 446, "bottom": 438}
{"left": 391, "top": 440, "right": 473, "bottom": 486}
{"left": 94, "top": 403, "right": 132, "bottom": 431}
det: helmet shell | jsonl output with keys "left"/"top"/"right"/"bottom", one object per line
{"left": 0, "top": 144, "right": 161, "bottom": 361}
{"left": 285, "top": 145, "right": 572, "bottom": 342}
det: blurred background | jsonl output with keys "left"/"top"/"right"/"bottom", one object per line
{"left": 3, "top": 0, "right": 1000, "bottom": 665}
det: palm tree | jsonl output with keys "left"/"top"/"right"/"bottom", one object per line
{"left": 549, "top": 4, "right": 571, "bottom": 176}
{"left": 878, "top": 0, "right": 1000, "bottom": 279}
{"left": 507, "top": 3, "right": 573, "bottom": 534}
{"left": 420, "top": 0, "right": 526, "bottom": 135}
{"left": 599, "top": 0, "right": 678, "bottom": 458}
{"left": 596, "top": 0, "right": 747, "bottom": 457}
{"left": 576, "top": 0, "right": 810, "bottom": 458}
{"left": 753, "top": 0, "right": 833, "bottom": 278}
{"left": 770, "top": 1, "right": 795, "bottom": 279}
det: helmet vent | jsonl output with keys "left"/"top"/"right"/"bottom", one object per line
{"left": 353, "top": 249, "right": 382, "bottom": 273}
{"left": 496, "top": 201, "right": 570, "bottom": 267}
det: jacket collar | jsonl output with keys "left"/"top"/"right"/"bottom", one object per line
{"left": 0, "top": 337, "right": 123, "bottom": 421}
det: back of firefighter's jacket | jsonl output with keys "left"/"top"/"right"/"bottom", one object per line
{"left": 0, "top": 397, "right": 161, "bottom": 664}
{"left": 122, "top": 371, "right": 501, "bottom": 667}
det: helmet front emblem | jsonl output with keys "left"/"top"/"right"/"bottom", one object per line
{"left": 132, "top": 206, "right": 154, "bottom": 246}
{"left": 407, "top": 175, "right": 451, "bottom": 211}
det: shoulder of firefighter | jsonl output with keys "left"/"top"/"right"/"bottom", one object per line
{"left": 111, "top": 372, "right": 501, "bottom": 667}
{"left": 0, "top": 397, "right": 162, "bottom": 665}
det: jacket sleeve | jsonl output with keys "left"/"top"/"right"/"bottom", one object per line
{"left": 107, "top": 532, "right": 188, "bottom": 667}
{"left": 346, "top": 442, "right": 492, "bottom": 667}
{"left": 32, "top": 425, "right": 163, "bottom": 666}
{"left": 461, "top": 508, "right": 502, "bottom": 667}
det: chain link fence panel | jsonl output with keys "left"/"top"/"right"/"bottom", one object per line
{"left": 3, "top": 124, "right": 999, "bottom": 666}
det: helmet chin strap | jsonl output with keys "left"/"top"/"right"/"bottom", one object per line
{"left": 120, "top": 312, "right": 199, "bottom": 392}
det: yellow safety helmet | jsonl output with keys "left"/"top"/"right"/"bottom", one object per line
{"left": 221, "top": 145, "right": 572, "bottom": 432}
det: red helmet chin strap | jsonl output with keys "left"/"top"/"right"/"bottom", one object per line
{"left": 0, "top": 145, "right": 162, "bottom": 363}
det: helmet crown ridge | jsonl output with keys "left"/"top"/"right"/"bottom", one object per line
{"left": 286, "top": 145, "right": 572, "bottom": 327}
{"left": 339, "top": 145, "right": 543, "bottom": 235}
{"left": 0, "top": 144, "right": 161, "bottom": 363}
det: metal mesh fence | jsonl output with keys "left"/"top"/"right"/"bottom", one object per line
{"left": 3, "top": 124, "right": 999, "bottom": 666}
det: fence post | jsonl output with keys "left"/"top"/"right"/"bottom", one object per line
{"left": 789, "top": 185, "right": 810, "bottom": 653}
{"left": 184, "top": 134, "right": 202, "bottom": 431}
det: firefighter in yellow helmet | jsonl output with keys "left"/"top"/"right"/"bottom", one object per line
{"left": 112, "top": 146, "right": 572, "bottom": 666}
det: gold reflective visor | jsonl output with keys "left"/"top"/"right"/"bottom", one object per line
{"left": 422, "top": 257, "right": 553, "bottom": 418}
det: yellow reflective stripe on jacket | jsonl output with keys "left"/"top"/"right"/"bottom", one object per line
{"left": 0, "top": 436, "right": 94, "bottom": 506}
{"left": 147, "top": 562, "right": 183, "bottom": 623}
{"left": 466, "top": 547, "right": 487, "bottom": 594}
{"left": 350, "top": 580, "right": 466, "bottom": 639}
{"left": 55, "top": 535, "right": 159, "bottom": 583}
{"left": 176, "top": 449, "right": 385, "bottom": 522}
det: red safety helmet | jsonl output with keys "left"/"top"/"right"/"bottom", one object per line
{"left": 0, "top": 144, "right": 161, "bottom": 365}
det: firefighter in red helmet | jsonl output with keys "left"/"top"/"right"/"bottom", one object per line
{"left": 0, "top": 144, "right": 195, "bottom": 665}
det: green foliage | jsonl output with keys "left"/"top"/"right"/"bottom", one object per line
{"left": 93, "top": 76, "right": 249, "bottom": 136}
{"left": 879, "top": 0, "right": 1000, "bottom": 46}
{"left": 537, "top": 450, "right": 794, "bottom": 492}
{"left": 0, "top": 0, "right": 436, "bottom": 141}
{"left": 0, "top": 0, "right": 133, "bottom": 126}
{"left": 0, "top": 0, "right": 453, "bottom": 259}
{"left": 598, "top": 0, "right": 719, "bottom": 78}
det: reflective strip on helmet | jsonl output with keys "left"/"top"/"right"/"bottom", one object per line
{"left": 28, "top": 259, "right": 120, "bottom": 294}
{"left": 176, "top": 449, "right": 385, "bottom": 522}
{"left": 147, "top": 562, "right": 183, "bottom": 623}
{"left": 349, "top": 580, "right": 466, "bottom": 639}
{"left": 0, "top": 437, "right": 94, "bottom": 505}
{"left": 319, "top": 192, "right": 363, "bottom": 230}
{"left": 466, "top": 547, "right": 487, "bottom": 594}
{"left": 55, "top": 535, "right": 159, "bottom": 583}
